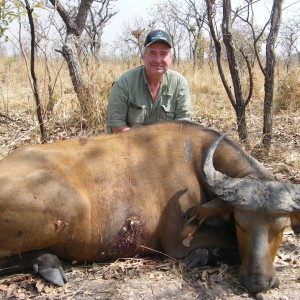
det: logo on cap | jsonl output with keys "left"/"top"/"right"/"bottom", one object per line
{"left": 152, "top": 31, "right": 166, "bottom": 41}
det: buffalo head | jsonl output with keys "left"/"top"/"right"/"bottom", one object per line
{"left": 197, "top": 135, "right": 300, "bottom": 294}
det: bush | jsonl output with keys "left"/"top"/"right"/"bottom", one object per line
{"left": 275, "top": 68, "right": 300, "bottom": 111}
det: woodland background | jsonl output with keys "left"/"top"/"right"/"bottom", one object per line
{"left": 0, "top": 0, "right": 299, "bottom": 299}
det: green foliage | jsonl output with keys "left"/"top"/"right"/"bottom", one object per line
{"left": 5, "top": 55, "right": 15, "bottom": 67}
{"left": 0, "top": 0, "right": 23, "bottom": 40}
{"left": 0, "top": 0, "right": 44, "bottom": 41}
{"left": 189, "top": 24, "right": 196, "bottom": 33}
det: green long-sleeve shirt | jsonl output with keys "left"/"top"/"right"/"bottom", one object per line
{"left": 106, "top": 66, "right": 191, "bottom": 133}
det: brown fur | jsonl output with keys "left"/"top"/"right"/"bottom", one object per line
{"left": 0, "top": 121, "right": 296, "bottom": 293}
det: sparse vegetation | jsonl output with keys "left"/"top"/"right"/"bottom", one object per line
{"left": 0, "top": 0, "right": 299, "bottom": 297}
{"left": 0, "top": 56, "right": 299, "bottom": 299}
{"left": 0, "top": 56, "right": 299, "bottom": 169}
{"left": 275, "top": 67, "right": 300, "bottom": 112}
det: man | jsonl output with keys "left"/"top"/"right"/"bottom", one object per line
{"left": 106, "top": 29, "right": 192, "bottom": 134}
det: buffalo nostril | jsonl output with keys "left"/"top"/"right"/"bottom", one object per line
{"left": 238, "top": 273, "right": 276, "bottom": 294}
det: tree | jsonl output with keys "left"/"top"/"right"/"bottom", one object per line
{"left": 2, "top": 0, "right": 48, "bottom": 142}
{"left": 166, "top": 0, "right": 207, "bottom": 69}
{"left": 32, "top": 13, "right": 65, "bottom": 117}
{"left": 234, "top": 0, "right": 284, "bottom": 149}
{"left": 24, "top": 0, "right": 47, "bottom": 142}
{"left": 262, "top": 0, "right": 283, "bottom": 149}
{"left": 117, "top": 16, "right": 156, "bottom": 59}
{"left": 205, "top": 0, "right": 254, "bottom": 143}
{"left": 280, "top": 17, "right": 300, "bottom": 72}
{"left": 153, "top": 1, "right": 189, "bottom": 64}
{"left": 84, "top": 0, "right": 118, "bottom": 60}
{"left": 0, "top": 0, "right": 23, "bottom": 41}
{"left": 206, "top": 0, "right": 285, "bottom": 146}
{"left": 49, "top": 0, "right": 94, "bottom": 112}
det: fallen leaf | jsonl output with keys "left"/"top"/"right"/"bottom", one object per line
{"left": 35, "top": 279, "right": 45, "bottom": 293}
{"left": 0, "top": 284, "right": 8, "bottom": 291}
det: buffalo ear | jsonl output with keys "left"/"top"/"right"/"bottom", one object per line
{"left": 184, "top": 199, "right": 232, "bottom": 226}
{"left": 290, "top": 211, "right": 300, "bottom": 235}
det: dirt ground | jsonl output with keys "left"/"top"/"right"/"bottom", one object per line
{"left": 0, "top": 228, "right": 298, "bottom": 300}
{"left": 0, "top": 108, "right": 299, "bottom": 300}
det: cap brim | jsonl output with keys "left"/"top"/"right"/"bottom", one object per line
{"left": 145, "top": 39, "right": 172, "bottom": 47}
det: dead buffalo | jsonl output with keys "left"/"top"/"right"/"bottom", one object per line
{"left": 0, "top": 121, "right": 299, "bottom": 294}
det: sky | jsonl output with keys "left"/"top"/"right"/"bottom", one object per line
{"left": 4, "top": 0, "right": 156, "bottom": 53}
{"left": 4, "top": 0, "right": 300, "bottom": 55}
{"left": 101, "top": 0, "right": 300, "bottom": 45}
{"left": 102, "top": 0, "right": 157, "bottom": 44}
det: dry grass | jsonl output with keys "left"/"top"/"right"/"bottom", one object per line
{"left": 0, "top": 233, "right": 298, "bottom": 300}
{"left": 0, "top": 57, "right": 299, "bottom": 155}
{"left": 0, "top": 56, "right": 300, "bottom": 174}
{"left": 0, "top": 56, "right": 299, "bottom": 299}
{"left": 275, "top": 67, "right": 300, "bottom": 112}
{"left": 0, "top": 57, "right": 296, "bottom": 130}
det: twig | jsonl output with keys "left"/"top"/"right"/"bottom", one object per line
{"left": 150, "top": 284, "right": 156, "bottom": 299}
{"left": 0, "top": 112, "right": 16, "bottom": 122}
{"left": 140, "top": 245, "right": 179, "bottom": 262}
{"left": 61, "top": 280, "right": 88, "bottom": 299}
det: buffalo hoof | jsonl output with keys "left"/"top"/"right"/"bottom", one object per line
{"left": 32, "top": 253, "right": 67, "bottom": 287}
{"left": 182, "top": 248, "right": 209, "bottom": 268}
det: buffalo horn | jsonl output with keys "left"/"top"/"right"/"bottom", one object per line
{"left": 201, "top": 135, "right": 300, "bottom": 212}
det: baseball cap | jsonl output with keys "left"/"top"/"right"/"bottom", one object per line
{"left": 144, "top": 30, "right": 172, "bottom": 47}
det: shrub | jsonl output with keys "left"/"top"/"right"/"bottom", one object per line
{"left": 275, "top": 68, "right": 300, "bottom": 111}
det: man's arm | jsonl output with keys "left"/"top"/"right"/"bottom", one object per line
{"left": 106, "top": 79, "right": 129, "bottom": 133}
{"left": 175, "top": 78, "right": 192, "bottom": 121}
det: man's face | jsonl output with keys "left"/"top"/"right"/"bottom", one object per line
{"left": 143, "top": 41, "right": 172, "bottom": 77}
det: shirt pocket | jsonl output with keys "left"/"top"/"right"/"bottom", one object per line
{"left": 127, "top": 100, "right": 147, "bottom": 126}
{"left": 160, "top": 104, "right": 175, "bottom": 120}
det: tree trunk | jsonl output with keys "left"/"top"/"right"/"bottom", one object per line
{"left": 262, "top": 0, "right": 283, "bottom": 149}
{"left": 25, "top": 0, "right": 47, "bottom": 143}
{"left": 206, "top": 0, "right": 254, "bottom": 143}
{"left": 62, "top": 33, "right": 89, "bottom": 110}
{"left": 50, "top": 0, "right": 94, "bottom": 113}
{"left": 222, "top": 0, "right": 248, "bottom": 142}
{"left": 236, "top": 105, "right": 247, "bottom": 142}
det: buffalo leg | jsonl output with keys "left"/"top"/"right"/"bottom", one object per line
{"left": 182, "top": 247, "right": 241, "bottom": 268}
{"left": 0, "top": 251, "right": 67, "bottom": 286}
{"left": 32, "top": 252, "right": 67, "bottom": 286}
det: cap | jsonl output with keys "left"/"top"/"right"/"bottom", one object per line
{"left": 144, "top": 30, "right": 172, "bottom": 47}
